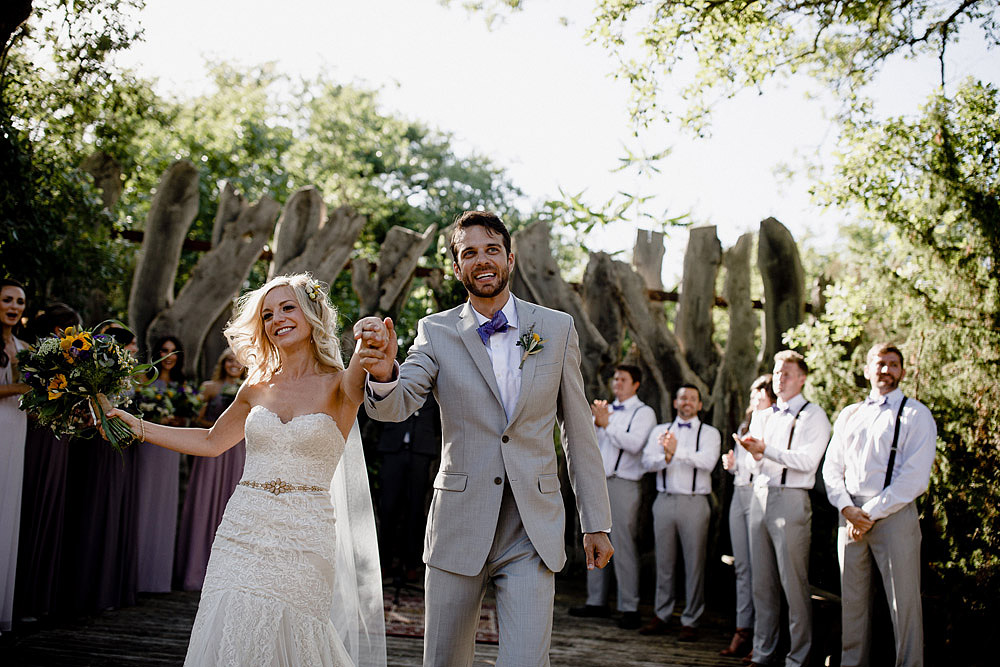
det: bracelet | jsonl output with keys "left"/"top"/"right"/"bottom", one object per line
{"left": 139, "top": 417, "right": 146, "bottom": 443}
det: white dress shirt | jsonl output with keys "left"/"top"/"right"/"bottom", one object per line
{"left": 597, "top": 395, "right": 656, "bottom": 481}
{"left": 641, "top": 417, "right": 721, "bottom": 495}
{"left": 469, "top": 296, "right": 521, "bottom": 420}
{"left": 753, "top": 393, "right": 831, "bottom": 489}
{"left": 822, "top": 388, "right": 937, "bottom": 521}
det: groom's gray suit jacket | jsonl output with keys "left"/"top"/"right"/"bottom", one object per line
{"left": 365, "top": 295, "right": 612, "bottom": 576}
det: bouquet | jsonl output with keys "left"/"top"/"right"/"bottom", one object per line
{"left": 169, "top": 382, "right": 203, "bottom": 420}
{"left": 135, "top": 384, "right": 176, "bottom": 424}
{"left": 136, "top": 381, "right": 203, "bottom": 424}
{"left": 17, "top": 322, "right": 151, "bottom": 453}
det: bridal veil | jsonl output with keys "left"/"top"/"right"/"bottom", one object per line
{"left": 330, "top": 420, "right": 386, "bottom": 666}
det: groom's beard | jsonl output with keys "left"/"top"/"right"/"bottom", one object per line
{"left": 461, "top": 263, "right": 510, "bottom": 299}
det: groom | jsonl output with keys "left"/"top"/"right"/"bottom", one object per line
{"left": 357, "top": 211, "right": 613, "bottom": 666}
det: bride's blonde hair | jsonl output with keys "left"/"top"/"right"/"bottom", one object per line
{"left": 224, "top": 273, "right": 344, "bottom": 384}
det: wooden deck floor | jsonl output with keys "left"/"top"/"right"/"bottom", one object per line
{"left": 0, "top": 581, "right": 750, "bottom": 666}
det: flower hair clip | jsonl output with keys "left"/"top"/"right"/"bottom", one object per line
{"left": 304, "top": 281, "right": 323, "bottom": 302}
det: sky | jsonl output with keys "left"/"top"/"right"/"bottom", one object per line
{"left": 116, "top": 0, "right": 999, "bottom": 283}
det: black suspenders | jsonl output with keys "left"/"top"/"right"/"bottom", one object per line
{"left": 883, "top": 397, "right": 909, "bottom": 488}
{"left": 612, "top": 405, "right": 649, "bottom": 473}
{"left": 660, "top": 422, "right": 703, "bottom": 492}
{"left": 780, "top": 402, "right": 810, "bottom": 486}
{"left": 692, "top": 422, "right": 704, "bottom": 492}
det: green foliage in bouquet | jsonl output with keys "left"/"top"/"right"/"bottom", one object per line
{"left": 17, "top": 321, "right": 153, "bottom": 453}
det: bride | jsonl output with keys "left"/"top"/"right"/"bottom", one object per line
{"left": 109, "top": 273, "right": 387, "bottom": 666}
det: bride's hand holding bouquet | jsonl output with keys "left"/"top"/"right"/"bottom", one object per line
{"left": 17, "top": 322, "right": 154, "bottom": 453}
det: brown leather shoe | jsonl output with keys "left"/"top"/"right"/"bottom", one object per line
{"left": 638, "top": 615, "right": 670, "bottom": 635}
{"left": 720, "top": 628, "right": 752, "bottom": 657}
{"left": 677, "top": 625, "right": 698, "bottom": 642}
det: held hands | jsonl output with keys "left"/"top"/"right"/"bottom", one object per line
{"left": 590, "top": 400, "right": 610, "bottom": 428}
{"left": 658, "top": 430, "right": 677, "bottom": 463}
{"left": 352, "top": 316, "right": 398, "bottom": 382}
{"left": 583, "top": 532, "right": 614, "bottom": 570}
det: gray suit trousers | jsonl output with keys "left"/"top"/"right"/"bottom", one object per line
{"left": 839, "top": 499, "right": 924, "bottom": 667}
{"left": 586, "top": 476, "right": 641, "bottom": 611}
{"left": 423, "top": 482, "right": 554, "bottom": 667}
{"left": 651, "top": 492, "right": 710, "bottom": 627}
{"left": 729, "top": 484, "right": 755, "bottom": 629}
{"left": 750, "top": 486, "right": 812, "bottom": 667}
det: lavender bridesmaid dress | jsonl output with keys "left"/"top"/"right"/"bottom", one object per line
{"left": 15, "top": 423, "right": 71, "bottom": 619}
{"left": 0, "top": 338, "right": 28, "bottom": 631}
{"left": 173, "top": 391, "right": 246, "bottom": 591}
{"left": 133, "top": 378, "right": 180, "bottom": 593}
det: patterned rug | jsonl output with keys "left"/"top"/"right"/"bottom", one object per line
{"left": 383, "top": 588, "right": 499, "bottom": 644}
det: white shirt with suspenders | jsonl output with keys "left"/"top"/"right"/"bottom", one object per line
{"left": 642, "top": 417, "right": 721, "bottom": 495}
{"left": 823, "top": 387, "right": 937, "bottom": 521}
{"left": 751, "top": 393, "right": 831, "bottom": 489}
{"left": 597, "top": 395, "right": 657, "bottom": 481}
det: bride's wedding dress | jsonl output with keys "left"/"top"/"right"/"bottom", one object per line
{"left": 184, "top": 405, "right": 385, "bottom": 666}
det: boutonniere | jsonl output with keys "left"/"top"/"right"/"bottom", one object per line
{"left": 516, "top": 323, "right": 546, "bottom": 369}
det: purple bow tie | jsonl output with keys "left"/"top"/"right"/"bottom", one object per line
{"left": 612, "top": 404, "right": 625, "bottom": 411}
{"left": 477, "top": 309, "right": 509, "bottom": 345}
{"left": 676, "top": 422, "right": 692, "bottom": 429}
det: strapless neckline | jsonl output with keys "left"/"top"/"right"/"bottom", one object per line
{"left": 251, "top": 404, "right": 338, "bottom": 429}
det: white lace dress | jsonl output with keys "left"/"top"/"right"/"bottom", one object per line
{"left": 184, "top": 405, "right": 354, "bottom": 666}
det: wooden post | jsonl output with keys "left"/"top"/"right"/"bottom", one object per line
{"left": 511, "top": 221, "right": 612, "bottom": 401}
{"left": 677, "top": 226, "right": 722, "bottom": 385}
{"left": 128, "top": 160, "right": 200, "bottom": 360}
{"left": 757, "top": 217, "right": 805, "bottom": 364}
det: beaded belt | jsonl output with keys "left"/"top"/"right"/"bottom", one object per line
{"left": 238, "top": 478, "right": 327, "bottom": 495}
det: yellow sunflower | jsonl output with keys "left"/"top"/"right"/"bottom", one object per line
{"left": 59, "top": 327, "right": 94, "bottom": 363}
{"left": 47, "top": 374, "right": 68, "bottom": 400}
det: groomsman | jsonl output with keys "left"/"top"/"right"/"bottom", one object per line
{"left": 638, "top": 384, "right": 720, "bottom": 641}
{"left": 822, "top": 343, "right": 936, "bottom": 667}
{"left": 569, "top": 365, "right": 656, "bottom": 629}
{"left": 738, "top": 350, "right": 831, "bottom": 667}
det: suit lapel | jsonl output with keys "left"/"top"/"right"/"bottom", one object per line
{"left": 457, "top": 301, "right": 505, "bottom": 410}
{"left": 507, "top": 297, "right": 540, "bottom": 425}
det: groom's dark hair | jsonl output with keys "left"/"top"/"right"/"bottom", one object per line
{"left": 449, "top": 211, "right": 512, "bottom": 262}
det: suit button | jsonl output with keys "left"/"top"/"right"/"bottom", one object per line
{"left": 494, "top": 477, "right": 503, "bottom": 485}
{"left": 502, "top": 435, "right": 509, "bottom": 443}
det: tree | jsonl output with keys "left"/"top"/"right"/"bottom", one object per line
{"left": 462, "top": 1, "right": 1000, "bottom": 131}
{"left": 2, "top": 1, "right": 529, "bottom": 326}
{"left": 1, "top": 0, "right": 148, "bottom": 318}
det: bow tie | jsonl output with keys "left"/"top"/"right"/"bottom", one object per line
{"left": 477, "top": 309, "right": 509, "bottom": 345}
{"left": 676, "top": 422, "right": 692, "bottom": 429}
{"left": 612, "top": 405, "right": 625, "bottom": 411}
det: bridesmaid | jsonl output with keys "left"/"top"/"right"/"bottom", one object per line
{"left": 720, "top": 374, "right": 776, "bottom": 659}
{"left": 134, "top": 335, "right": 185, "bottom": 593}
{"left": 15, "top": 303, "right": 81, "bottom": 622}
{"left": 0, "top": 278, "right": 29, "bottom": 635}
{"left": 173, "top": 348, "right": 247, "bottom": 591}
{"left": 59, "top": 325, "right": 141, "bottom": 614}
